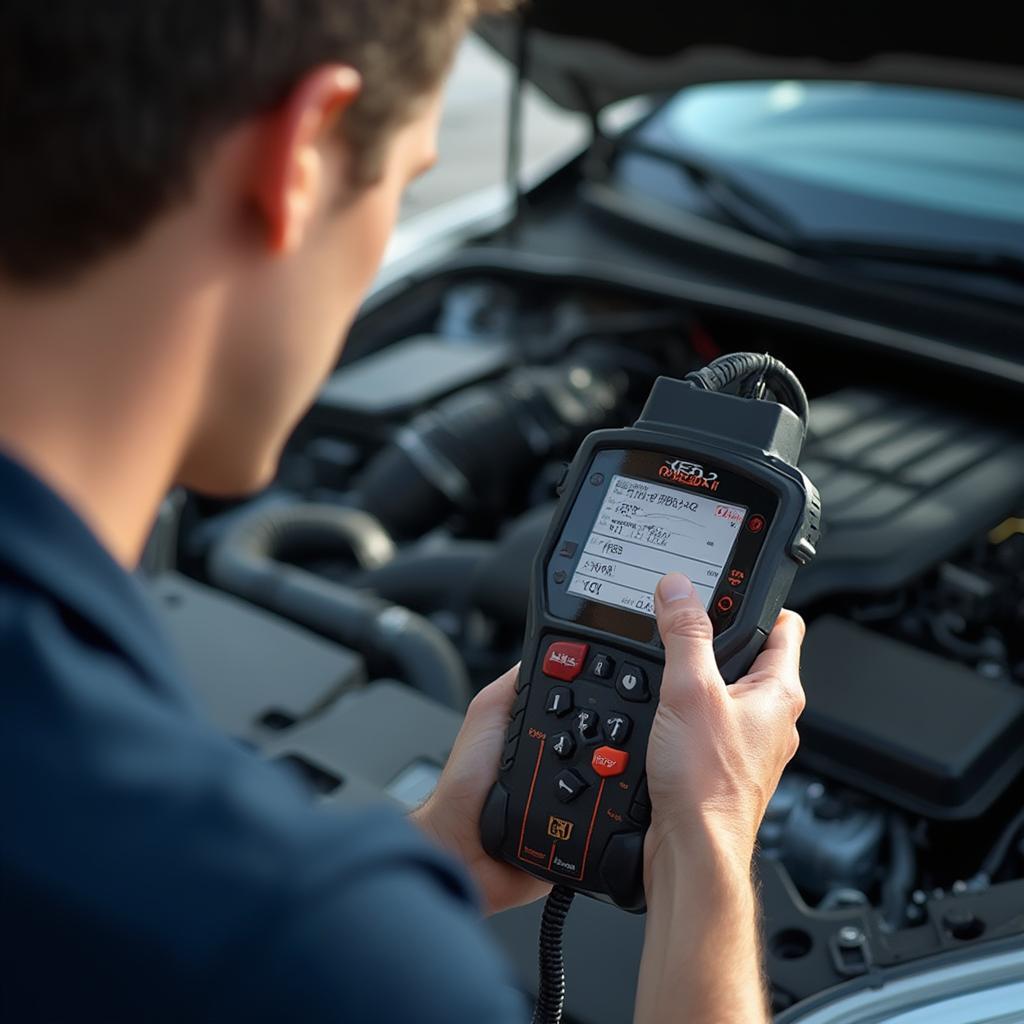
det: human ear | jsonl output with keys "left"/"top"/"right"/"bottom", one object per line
{"left": 248, "top": 65, "right": 362, "bottom": 254}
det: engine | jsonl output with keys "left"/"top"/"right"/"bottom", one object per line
{"left": 162, "top": 269, "right": 1024, "bottom": 1013}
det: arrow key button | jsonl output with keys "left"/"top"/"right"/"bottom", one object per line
{"left": 605, "top": 712, "right": 632, "bottom": 745}
{"left": 555, "top": 769, "right": 589, "bottom": 803}
{"left": 552, "top": 732, "right": 576, "bottom": 760}
{"left": 573, "top": 709, "right": 601, "bottom": 740}
{"left": 546, "top": 687, "right": 573, "bottom": 717}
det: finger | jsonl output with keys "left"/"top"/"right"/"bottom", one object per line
{"left": 734, "top": 615, "right": 806, "bottom": 722}
{"left": 734, "top": 674, "right": 806, "bottom": 733}
{"left": 654, "top": 574, "right": 723, "bottom": 702}
{"left": 742, "top": 610, "right": 805, "bottom": 683}
{"left": 466, "top": 663, "right": 520, "bottom": 722}
{"left": 445, "top": 665, "right": 522, "bottom": 775}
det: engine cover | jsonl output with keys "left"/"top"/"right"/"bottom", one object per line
{"left": 792, "top": 389, "right": 1024, "bottom": 605}
{"left": 799, "top": 616, "right": 1024, "bottom": 819}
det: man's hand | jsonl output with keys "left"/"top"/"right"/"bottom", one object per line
{"left": 645, "top": 572, "right": 806, "bottom": 875}
{"left": 634, "top": 572, "right": 805, "bottom": 1024}
{"left": 411, "top": 667, "right": 552, "bottom": 916}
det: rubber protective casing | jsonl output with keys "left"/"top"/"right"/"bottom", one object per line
{"left": 481, "top": 379, "right": 820, "bottom": 910}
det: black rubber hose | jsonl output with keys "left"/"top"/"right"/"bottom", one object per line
{"left": 350, "top": 543, "right": 494, "bottom": 612}
{"left": 212, "top": 502, "right": 397, "bottom": 572}
{"left": 470, "top": 503, "right": 555, "bottom": 628}
{"left": 353, "top": 362, "right": 625, "bottom": 538}
{"left": 208, "top": 504, "right": 473, "bottom": 711}
{"left": 350, "top": 504, "right": 557, "bottom": 625}
{"left": 685, "top": 352, "right": 809, "bottom": 431}
{"left": 977, "top": 804, "right": 1024, "bottom": 883}
{"left": 881, "top": 813, "right": 916, "bottom": 929}
{"left": 533, "top": 885, "right": 576, "bottom": 1024}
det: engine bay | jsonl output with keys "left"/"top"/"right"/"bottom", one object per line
{"left": 161, "top": 263, "right": 1024, "bottom": 1017}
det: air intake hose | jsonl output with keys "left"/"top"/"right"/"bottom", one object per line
{"left": 352, "top": 362, "right": 626, "bottom": 537}
{"left": 207, "top": 504, "right": 472, "bottom": 711}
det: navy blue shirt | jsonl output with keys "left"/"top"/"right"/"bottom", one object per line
{"left": 0, "top": 452, "right": 526, "bottom": 1023}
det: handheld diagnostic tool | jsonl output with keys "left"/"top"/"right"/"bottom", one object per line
{"left": 480, "top": 354, "right": 821, "bottom": 915}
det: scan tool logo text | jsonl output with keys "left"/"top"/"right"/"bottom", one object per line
{"left": 658, "top": 459, "right": 720, "bottom": 492}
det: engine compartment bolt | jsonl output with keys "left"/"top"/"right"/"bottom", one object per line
{"left": 943, "top": 908, "right": 985, "bottom": 941}
{"left": 837, "top": 926, "right": 864, "bottom": 948}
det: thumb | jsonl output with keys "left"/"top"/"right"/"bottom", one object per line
{"left": 464, "top": 663, "right": 519, "bottom": 724}
{"left": 654, "top": 574, "right": 723, "bottom": 703}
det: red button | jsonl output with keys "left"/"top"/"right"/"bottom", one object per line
{"left": 592, "top": 746, "right": 630, "bottom": 778}
{"left": 747, "top": 515, "right": 766, "bottom": 533}
{"left": 543, "top": 641, "right": 589, "bottom": 682}
{"left": 716, "top": 594, "right": 735, "bottom": 614}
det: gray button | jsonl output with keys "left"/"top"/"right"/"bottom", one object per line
{"left": 616, "top": 665, "right": 650, "bottom": 702}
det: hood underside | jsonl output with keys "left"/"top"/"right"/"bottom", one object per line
{"left": 477, "top": 4, "right": 1024, "bottom": 113}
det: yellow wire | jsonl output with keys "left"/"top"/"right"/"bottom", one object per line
{"left": 989, "top": 517, "right": 1024, "bottom": 545}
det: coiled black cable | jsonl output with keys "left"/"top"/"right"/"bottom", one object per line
{"left": 685, "top": 352, "right": 809, "bottom": 433}
{"left": 533, "top": 885, "right": 576, "bottom": 1024}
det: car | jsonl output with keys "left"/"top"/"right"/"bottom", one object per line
{"left": 150, "top": 6, "right": 1024, "bottom": 1021}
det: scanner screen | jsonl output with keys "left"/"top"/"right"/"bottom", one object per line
{"left": 567, "top": 473, "right": 747, "bottom": 615}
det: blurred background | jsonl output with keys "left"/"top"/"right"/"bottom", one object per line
{"left": 400, "top": 36, "right": 584, "bottom": 222}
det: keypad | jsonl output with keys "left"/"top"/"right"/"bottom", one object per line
{"left": 503, "top": 634, "right": 663, "bottom": 898}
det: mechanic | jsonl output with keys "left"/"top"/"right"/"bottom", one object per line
{"left": 0, "top": 4, "right": 806, "bottom": 1022}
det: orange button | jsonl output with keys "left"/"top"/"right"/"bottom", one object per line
{"left": 592, "top": 746, "right": 630, "bottom": 778}
{"left": 716, "top": 594, "right": 735, "bottom": 614}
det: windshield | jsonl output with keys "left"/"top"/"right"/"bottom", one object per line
{"left": 614, "top": 81, "right": 1024, "bottom": 276}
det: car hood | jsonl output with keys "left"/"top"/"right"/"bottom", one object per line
{"left": 476, "top": 4, "right": 1024, "bottom": 114}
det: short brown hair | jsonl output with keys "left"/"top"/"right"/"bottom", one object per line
{"left": 0, "top": 0, "right": 513, "bottom": 284}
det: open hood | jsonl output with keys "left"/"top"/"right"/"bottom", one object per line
{"left": 477, "top": 4, "right": 1024, "bottom": 114}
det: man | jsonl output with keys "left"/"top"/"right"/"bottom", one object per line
{"left": 0, "top": 3, "right": 806, "bottom": 1021}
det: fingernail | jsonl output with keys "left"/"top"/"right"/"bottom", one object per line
{"left": 333, "top": 67, "right": 362, "bottom": 91}
{"left": 658, "top": 573, "right": 694, "bottom": 604}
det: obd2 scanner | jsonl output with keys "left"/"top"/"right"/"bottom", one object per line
{"left": 479, "top": 354, "right": 821, "bottom": 1023}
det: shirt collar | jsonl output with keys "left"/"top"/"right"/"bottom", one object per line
{"left": 0, "top": 449, "right": 192, "bottom": 700}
